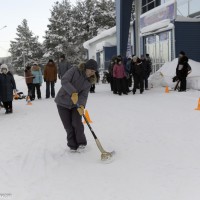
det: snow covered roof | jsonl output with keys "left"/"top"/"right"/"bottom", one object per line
{"left": 83, "top": 26, "right": 116, "bottom": 49}
{"left": 175, "top": 15, "right": 200, "bottom": 22}
{"left": 83, "top": 22, "right": 134, "bottom": 49}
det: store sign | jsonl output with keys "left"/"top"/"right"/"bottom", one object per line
{"left": 140, "top": 1, "right": 176, "bottom": 29}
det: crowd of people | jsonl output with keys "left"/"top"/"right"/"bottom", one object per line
{"left": 108, "top": 54, "right": 152, "bottom": 95}
{"left": 0, "top": 51, "right": 191, "bottom": 116}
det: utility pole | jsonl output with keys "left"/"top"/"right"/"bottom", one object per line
{"left": 134, "top": 0, "right": 141, "bottom": 56}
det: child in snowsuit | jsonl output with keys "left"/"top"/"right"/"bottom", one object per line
{"left": 55, "top": 59, "right": 97, "bottom": 152}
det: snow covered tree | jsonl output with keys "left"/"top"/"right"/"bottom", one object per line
{"left": 43, "top": 0, "right": 116, "bottom": 64}
{"left": 95, "top": 0, "right": 116, "bottom": 34}
{"left": 43, "top": 0, "right": 74, "bottom": 62}
{"left": 9, "top": 19, "right": 43, "bottom": 74}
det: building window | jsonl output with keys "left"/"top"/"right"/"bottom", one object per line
{"left": 142, "top": 0, "right": 161, "bottom": 14}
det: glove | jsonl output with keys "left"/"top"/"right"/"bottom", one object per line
{"left": 54, "top": 80, "right": 57, "bottom": 83}
{"left": 44, "top": 79, "right": 46, "bottom": 82}
{"left": 71, "top": 93, "right": 78, "bottom": 104}
{"left": 58, "top": 75, "right": 61, "bottom": 79}
{"left": 77, "top": 105, "right": 84, "bottom": 116}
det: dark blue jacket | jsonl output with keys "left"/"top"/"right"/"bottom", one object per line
{"left": 0, "top": 72, "right": 16, "bottom": 102}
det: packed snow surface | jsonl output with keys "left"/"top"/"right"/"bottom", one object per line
{"left": 1, "top": 76, "right": 200, "bottom": 200}
{"left": 150, "top": 58, "right": 200, "bottom": 90}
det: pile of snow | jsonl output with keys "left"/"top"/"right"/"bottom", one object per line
{"left": 149, "top": 58, "right": 200, "bottom": 90}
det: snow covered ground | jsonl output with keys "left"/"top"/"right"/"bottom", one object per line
{"left": 149, "top": 58, "right": 200, "bottom": 90}
{"left": 1, "top": 76, "right": 200, "bottom": 200}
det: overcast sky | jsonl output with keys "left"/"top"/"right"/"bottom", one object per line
{"left": 0, "top": 0, "right": 199, "bottom": 57}
{"left": 0, "top": 0, "right": 77, "bottom": 57}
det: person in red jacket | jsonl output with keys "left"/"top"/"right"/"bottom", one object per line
{"left": 113, "top": 58, "right": 127, "bottom": 95}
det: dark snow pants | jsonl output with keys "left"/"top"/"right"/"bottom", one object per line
{"left": 57, "top": 105, "right": 87, "bottom": 150}
{"left": 3, "top": 101, "right": 12, "bottom": 110}
{"left": 26, "top": 83, "right": 33, "bottom": 99}
{"left": 179, "top": 77, "right": 186, "bottom": 91}
{"left": 116, "top": 78, "right": 127, "bottom": 95}
{"left": 90, "top": 84, "right": 95, "bottom": 92}
{"left": 46, "top": 81, "right": 55, "bottom": 98}
{"left": 32, "top": 84, "right": 41, "bottom": 99}
{"left": 133, "top": 75, "right": 144, "bottom": 93}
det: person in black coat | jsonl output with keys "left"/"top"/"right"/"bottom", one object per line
{"left": 141, "top": 55, "right": 152, "bottom": 90}
{"left": 176, "top": 55, "right": 190, "bottom": 92}
{"left": 90, "top": 71, "right": 100, "bottom": 93}
{"left": 0, "top": 64, "right": 16, "bottom": 114}
{"left": 132, "top": 56, "right": 144, "bottom": 94}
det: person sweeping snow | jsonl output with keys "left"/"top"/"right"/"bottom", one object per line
{"left": 55, "top": 59, "right": 97, "bottom": 152}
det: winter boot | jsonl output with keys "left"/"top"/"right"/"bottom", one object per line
{"left": 77, "top": 145, "right": 86, "bottom": 153}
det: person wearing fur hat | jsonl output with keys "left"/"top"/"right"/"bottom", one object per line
{"left": 55, "top": 59, "right": 97, "bottom": 152}
{"left": 44, "top": 59, "right": 57, "bottom": 98}
{"left": 0, "top": 64, "right": 16, "bottom": 114}
{"left": 113, "top": 57, "right": 127, "bottom": 95}
{"left": 31, "top": 62, "right": 43, "bottom": 100}
{"left": 132, "top": 56, "right": 144, "bottom": 94}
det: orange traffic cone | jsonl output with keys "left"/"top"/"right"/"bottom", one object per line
{"left": 195, "top": 98, "right": 200, "bottom": 110}
{"left": 83, "top": 110, "right": 93, "bottom": 124}
{"left": 26, "top": 96, "right": 32, "bottom": 105}
{"left": 165, "top": 86, "right": 169, "bottom": 93}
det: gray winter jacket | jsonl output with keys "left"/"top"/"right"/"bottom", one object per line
{"left": 58, "top": 60, "right": 71, "bottom": 78}
{"left": 55, "top": 64, "right": 95, "bottom": 109}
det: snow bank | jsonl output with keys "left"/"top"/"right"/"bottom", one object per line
{"left": 149, "top": 58, "right": 200, "bottom": 90}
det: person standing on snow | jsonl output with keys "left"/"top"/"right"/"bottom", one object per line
{"left": 55, "top": 59, "right": 97, "bottom": 152}
{"left": 24, "top": 65, "right": 34, "bottom": 100}
{"left": 132, "top": 56, "right": 144, "bottom": 94}
{"left": 44, "top": 59, "right": 57, "bottom": 98}
{"left": 90, "top": 71, "right": 100, "bottom": 93}
{"left": 58, "top": 54, "right": 71, "bottom": 79}
{"left": 113, "top": 57, "right": 127, "bottom": 95}
{"left": 31, "top": 62, "right": 43, "bottom": 100}
{"left": 141, "top": 55, "right": 152, "bottom": 90}
{"left": 176, "top": 55, "right": 190, "bottom": 92}
{"left": 0, "top": 64, "right": 16, "bottom": 114}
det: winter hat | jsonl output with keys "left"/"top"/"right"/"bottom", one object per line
{"left": 48, "top": 59, "right": 54, "bottom": 63}
{"left": 116, "top": 57, "right": 122, "bottom": 64}
{"left": 60, "top": 54, "right": 65, "bottom": 59}
{"left": 1, "top": 64, "right": 8, "bottom": 70}
{"left": 33, "top": 62, "right": 38, "bottom": 65}
{"left": 179, "top": 51, "right": 186, "bottom": 56}
{"left": 132, "top": 56, "right": 138, "bottom": 63}
{"left": 0, "top": 64, "right": 8, "bottom": 73}
{"left": 85, "top": 59, "right": 98, "bottom": 71}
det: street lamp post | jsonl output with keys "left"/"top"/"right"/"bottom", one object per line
{"left": 0, "top": 25, "right": 7, "bottom": 31}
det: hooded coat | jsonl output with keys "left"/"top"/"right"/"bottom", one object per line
{"left": 44, "top": 62, "right": 57, "bottom": 82}
{"left": 31, "top": 65, "right": 43, "bottom": 84}
{"left": 55, "top": 63, "right": 95, "bottom": 109}
{"left": 0, "top": 68, "right": 16, "bottom": 102}
{"left": 176, "top": 56, "right": 190, "bottom": 78}
{"left": 24, "top": 67, "right": 33, "bottom": 84}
